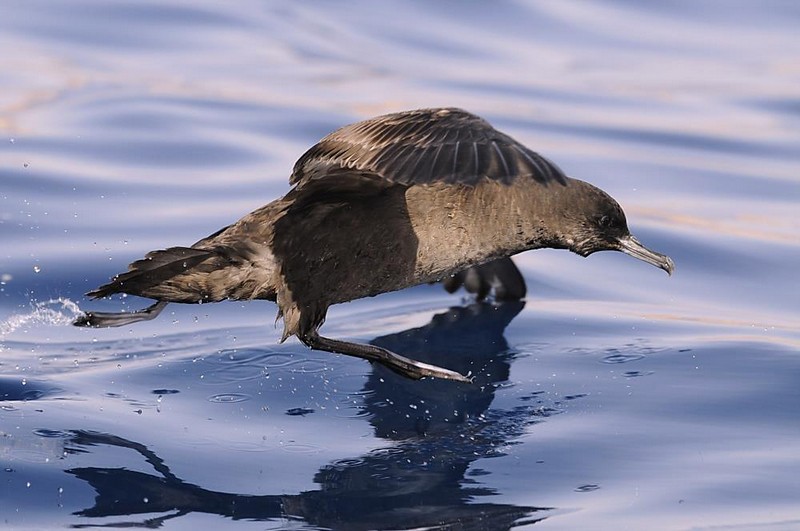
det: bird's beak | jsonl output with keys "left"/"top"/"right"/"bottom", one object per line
{"left": 617, "top": 234, "right": 675, "bottom": 276}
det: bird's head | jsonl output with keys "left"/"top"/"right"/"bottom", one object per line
{"left": 556, "top": 181, "right": 674, "bottom": 275}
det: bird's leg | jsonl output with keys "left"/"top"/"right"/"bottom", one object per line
{"left": 73, "top": 301, "right": 168, "bottom": 328}
{"left": 301, "top": 331, "right": 472, "bottom": 383}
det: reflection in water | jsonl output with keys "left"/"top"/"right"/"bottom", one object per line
{"left": 66, "top": 302, "right": 551, "bottom": 529}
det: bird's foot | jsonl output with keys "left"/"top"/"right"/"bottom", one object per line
{"left": 72, "top": 301, "right": 168, "bottom": 328}
{"left": 394, "top": 358, "right": 473, "bottom": 382}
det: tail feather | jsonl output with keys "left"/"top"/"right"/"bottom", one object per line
{"left": 87, "top": 247, "right": 217, "bottom": 301}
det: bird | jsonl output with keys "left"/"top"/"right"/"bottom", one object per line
{"left": 74, "top": 107, "right": 674, "bottom": 382}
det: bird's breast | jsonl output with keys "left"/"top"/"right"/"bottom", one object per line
{"left": 404, "top": 183, "right": 531, "bottom": 282}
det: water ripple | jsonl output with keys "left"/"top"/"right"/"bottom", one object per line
{"left": 32, "top": 428, "right": 71, "bottom": 439}
{"left": 601, "top": 352, "right": 645, "bottom": 364}
{"left": 207, "top": 393, "right": 251, "bottom": 404}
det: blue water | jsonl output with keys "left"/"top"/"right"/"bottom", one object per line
{"left": 2, "top": 1, "right": 799, "bottom": 529}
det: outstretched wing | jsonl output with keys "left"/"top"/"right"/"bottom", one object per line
{"left": 291, "top": 108, "right": 567, "bottom": 188}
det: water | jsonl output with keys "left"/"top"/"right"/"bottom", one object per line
{"left": 1, "top": 1, "right": 799, "bottom": 529}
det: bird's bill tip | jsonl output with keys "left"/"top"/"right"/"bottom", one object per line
{"left": 662, "top": 255, "right": 676, "bottom": 276}
{"left": 617, "top": 235, "right": 674, "bottom": 276}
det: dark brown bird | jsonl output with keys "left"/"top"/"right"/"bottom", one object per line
{"left": 74, "top": 108, "right": 674, "bottom": 382}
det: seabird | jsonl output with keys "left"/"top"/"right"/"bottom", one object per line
{"left": 74, "top": 108, "right": 674, "bottom": 382}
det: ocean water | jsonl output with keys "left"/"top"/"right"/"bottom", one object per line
{"left": 1, "top": 1, "right": 799, "bottom": 529}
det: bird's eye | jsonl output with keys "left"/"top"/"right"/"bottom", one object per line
{"left": 598, "top": 215, "right": 611, "bottom": 228}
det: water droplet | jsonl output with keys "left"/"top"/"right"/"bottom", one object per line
{"left": 33, "top": 266, "right": 41, "bottom": 273}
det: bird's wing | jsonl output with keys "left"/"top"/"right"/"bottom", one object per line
{"left": 291, "top": 108, "right": 567, "bottom": 188}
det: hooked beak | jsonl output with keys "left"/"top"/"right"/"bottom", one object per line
{"left": 617, "top": 234, "right": 675, "bottom": 276}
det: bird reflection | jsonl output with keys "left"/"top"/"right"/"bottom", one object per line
{"left": 66, "top": 302, "right": 551, "bottom": 529}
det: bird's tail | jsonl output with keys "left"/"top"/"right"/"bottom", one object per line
{"left": 87, "top": 247, "right": 220, "bottom": 302}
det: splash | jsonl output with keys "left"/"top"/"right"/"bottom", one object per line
{"left": 0, "top": 298, "right": 84, "bottom": 338}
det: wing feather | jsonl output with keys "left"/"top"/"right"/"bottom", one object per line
{"left": 291, "top": 107, "right": 566, "bottom": 188}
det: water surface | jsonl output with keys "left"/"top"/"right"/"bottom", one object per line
{"left": 1, "top": 1, "right": 799, "bottom": 529}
